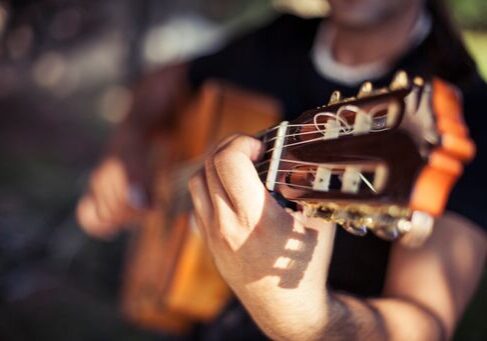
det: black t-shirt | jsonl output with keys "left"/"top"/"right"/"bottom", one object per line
{"left": 188, "top": 14, "right": 487, "bottom": 340}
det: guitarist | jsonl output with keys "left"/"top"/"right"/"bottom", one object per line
{"left": 78, "top": 0, "right": 487, "bottom": 339}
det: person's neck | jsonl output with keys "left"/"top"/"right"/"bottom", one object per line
{"left": 329, "top": 4, "right": 423, "bottom": 67}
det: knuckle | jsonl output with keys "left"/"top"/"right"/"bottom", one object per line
{"left": 234, "top": 133, "right": 254, "bottom": 145}
{"left": 226, "top": 133, "right": 241, "bottom": 142}
{"left": 225, "top": 135, "right": 246, "bottom": 151}
{"left": 216, "top": 133, "right": 240, "bottom": 150}
{"left": 228, "top": 135, "right": 263, "bottom": 159}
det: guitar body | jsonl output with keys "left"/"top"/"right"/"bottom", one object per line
{"left": 121, "top": 80, "right": 281, "bottom": 333}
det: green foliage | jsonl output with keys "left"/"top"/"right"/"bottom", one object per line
{"left": 463, "top": 30, "right": 487, "bottom": 80}
{"left": 447, "top": 0, "right": 487, "bottom": 29}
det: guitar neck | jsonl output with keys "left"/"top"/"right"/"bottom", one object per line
{"left": 249, "top": 74, "right": 477, "bottom": 247}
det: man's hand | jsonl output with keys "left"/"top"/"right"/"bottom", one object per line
{"left": 188, "top": 135, "right": 487, "bottom": 341}
{"left": 77, "top": 64, "right": 189, "bottom": 240}
{"left": 188, "top": 134, "right": 337, "bottom": 339}
{"left": 76, "top": 155, "right": 149, "bottom": 239}
{"left": 76, "top": 128, "right": 152, "bottom": 239}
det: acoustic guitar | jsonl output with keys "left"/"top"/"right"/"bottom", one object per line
{"left": 121, "top": 80, "right": 282, "bottom": 333}
{"left": 121, "top": 71, "right": 475, "bottom": 334}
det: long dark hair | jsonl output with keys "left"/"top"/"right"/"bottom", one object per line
{"left": 425, "top": 0, "right": 478, "bottom": 86}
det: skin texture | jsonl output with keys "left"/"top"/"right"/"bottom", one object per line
{"left": 188, "top": 135, "right": 486, "bottom": 340}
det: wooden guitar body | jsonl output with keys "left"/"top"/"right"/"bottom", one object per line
{"left": 121, "top": 80, "right": 281, "bottom": 333}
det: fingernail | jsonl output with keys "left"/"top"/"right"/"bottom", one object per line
{"left": 127, "top": 184, "right": 149, "bottom": 209}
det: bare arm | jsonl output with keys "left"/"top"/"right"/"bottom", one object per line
{"left": 188, "top": 135, "right": 486, "bottom": 341}
{"left": 374, "top": 212, "right": 486, "bottom": 340}
{"left": 310, "top": 213, "right": 486, "bottom": 341}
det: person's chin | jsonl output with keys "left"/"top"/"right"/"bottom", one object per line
{"left": 330, "top": 12, "right": 383, "bottom": 29}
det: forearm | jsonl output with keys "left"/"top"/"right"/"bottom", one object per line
{"left": 232, "top": 278, "right": 329, "bottom": 341}
{"left": 246, "top": 290, "right": 443, "bottom": 341}
{"left": 323, "top": 294, "right": 444, "bottom": 341}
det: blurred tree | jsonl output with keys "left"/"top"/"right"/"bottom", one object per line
{"left": 447, "top": 0, "right": 487, "bottom": 30}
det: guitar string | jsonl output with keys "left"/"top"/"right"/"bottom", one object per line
{"left": 255, "top": 121, "right": 341, "bottom": 138}
{"left": 259, "top": 103, "right": 389, "bottom": 142}
{"left": 255, "top": 158, "right": 320, "bottom": 169}
{"left": 273, "top": 182, "right": 316, "bottom": 190}
{"left": 269, "top": 174, "right": 377, "bottom": 193}
{"left": 257, "top": 160, "right": 379, "bottom": 193}
{"left": 261, "top": 126, "right": 352, "bottom": 144}
{"left": 166, "top": 105, "right": 390, "bottom": 191}
{"left": 253, "top": 125, "right": 388, "bottom": 171}
{"left": 167, "top": 153, "right": 379, "bottom": 197}
{"left": 164, "top": 153, "right": 378, "bottom": 199}
{"left": 255, "top": 124, "right": 280, "bottom": 138}
{"left": 257, "top": 167, "right": 378, "bottom": 177}
{"left": 261, "top": 120, "right": 389, "bottom": 145}
{"left": 260, "top": 121, "right": 390, "bottom": 148}
{"left": 257, "top": 105, "right": 355, "bottom": 137}
{"left": 255, "top": 156, "right": 336, "bottom": 169}
{"left": 258, "top": 104, "right": 391, "bottom": 156}
{"left": 272, "top": 179, "right": 377, "bottom": 193}
{"left": 168, "top": 105, "right": 393, "bottom": 191}
{"left": 259, "top": 126, "right": 390, "bottom": 158}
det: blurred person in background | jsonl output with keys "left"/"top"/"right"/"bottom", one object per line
{"left": 77, "top": 0, "right": 486, "bottom": 339}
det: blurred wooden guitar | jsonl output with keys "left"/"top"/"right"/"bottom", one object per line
{"left": 121, "top": 80, "right": 282, "bottom": 333}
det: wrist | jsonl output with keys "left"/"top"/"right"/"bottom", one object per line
{"left": 235, "top": 278, "right": 330, "bottom": 341}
